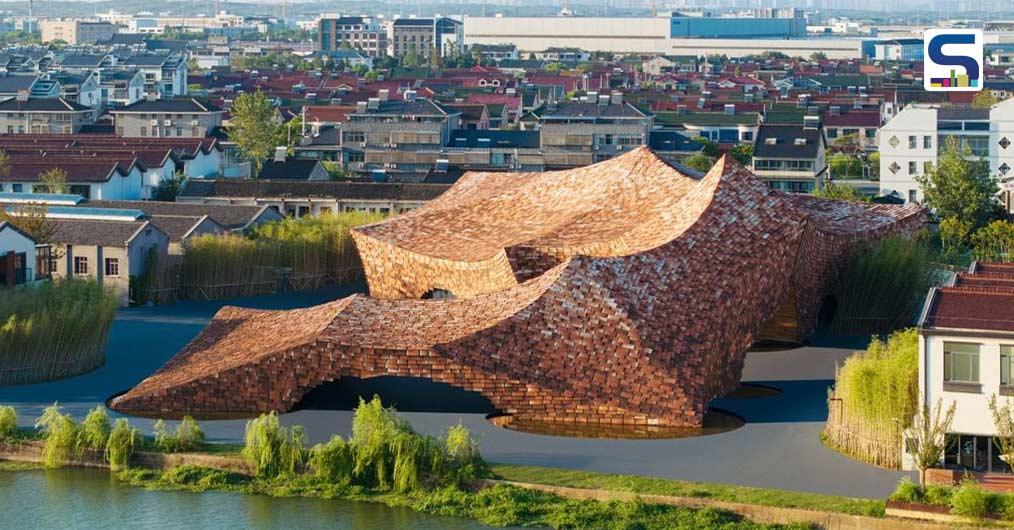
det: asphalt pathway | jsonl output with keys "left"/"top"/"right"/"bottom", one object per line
{"left": 0, "top": 285, "right": 912, "bottom": 498}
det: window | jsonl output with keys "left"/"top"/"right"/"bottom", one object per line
{"left": 741, "top": 131, "right": 753, "bottom": 142}
{"left": 909, "top": 161, "right": 917, "bottom": 175}
{"left": 74, "top": 256, "right": 89, "bottom": 275}
{"left": 11, "top": 184, "right": 22, "bottom": 193}
{"left": 923, "top": 135, "right": 931, "bottom": 149}
{"left": 908, "top": 190, "right": 917, "bottom": 203}
{"left": 909, "top": 135, "right": 917, "bottom": 149}
{"left": 140, "top": 126, "right": 147, "bottom": 137}
{"left": 104, "top": 258, "right": 119, "bottom": 277}
{"left": 944, "top": 342, "right": 980, "bottom": 384}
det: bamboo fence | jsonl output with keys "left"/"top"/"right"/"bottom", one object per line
{"left": 824, "top": 395, "right": 903, "bottom": 469}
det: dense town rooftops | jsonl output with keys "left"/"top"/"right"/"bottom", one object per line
{"left": 921, "top": 263, "right": 1014, "bottom": 335}
{"left": 83, "top": 200, "right": 273, "bottom": 231}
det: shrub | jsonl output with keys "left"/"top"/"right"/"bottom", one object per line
{"left": 35, "top": 403, "right": 77, "bottom": 468}
{"left": 105, "top": 418, "right": 139, "bottom": 471}
{"left": 972, "top": 220, "right": 1014, "bottom": 263}
{"left": 888, "top": 477, "right": 923, "bottom": 504}
{"left": 443, "top": 423, "right": 487, "bottom": 485}
{"left": 1000, "top": 494, "right": 1014, "bottom": 521}
{"left": 163, "top": 464, "right": 242, "bottom": 489}
{"left": 154, "top": 416, "right": 206, "bottom": 453}
{"left": 950, "top": 480, "right": 993, "bottom": 520}
{"left": 0, "top": 406, "right": 17, "bottom": 441}
{"left": 242, "top": 412, "right": 304, "bottom": 478}
{"left": 308, "top": 435, "right": 354, "bottom": 483}
{"left": 0, "top": 279, "right": 117, "bottom": 385}
{"left": 924, "top": 484, "right": 953, "bottom": 507}
{"left": 77, "top": 406, "right": 111, "bottom": 452}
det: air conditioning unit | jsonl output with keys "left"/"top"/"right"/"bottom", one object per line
{"left": 390, "top": 143, "right": 397, "bottom": 149}
{"left": 191, "top": 120, "right": 199, "bottom": 125}
{"left": 164, "top": 119, "right": 172, "bottom": 126}
{"left": 149, "top": 119, "right": 158, "bottom": 126}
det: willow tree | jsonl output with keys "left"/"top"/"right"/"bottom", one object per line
{"left": 228, "top": 92, "right": 280, "bottom": 177}
{"left": 989, "top": 395, "right": 1014, "bottom": 470}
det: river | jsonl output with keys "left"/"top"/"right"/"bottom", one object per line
{"left": 0, "top": 467, "right": 503, "bottom": 530}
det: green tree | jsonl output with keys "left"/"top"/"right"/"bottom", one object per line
{"left": 38, "top": 168, "right": 68, "bottom": 194}
{"left": 364, "top": 70, "right": 380, "bottom": 81}
{"left": 939, "top": 216, "right": 973, "bottom": 254}
{"left": 727, "top": 143, "right": 753, "bottom": 165}
{"left": 402, "top": 45, "right": 419, "bottom": 67}
{"left": 322, "top": 160, "right": 345, "bottom": 181}
{"left": 151, "top": 172, "right": 186, "bottom": 201}
{"left": 971, "top": 220, "right": 1014, "bottom": 262}
{"left": 228, "top": 92, "right": 281, "bottom": 176}
{"left": 0, "top": 202, "right": 56, "bottom": 244}
{"left": 908, "top": 398, "right": 956, "bottom": 486}
{"left": 683, "top": 153, "right": 715, "bottom": 173}
{"left": 972, "top": 91, "right": 999, "bottom": 109}
{"left": 915, "top": 137, "right": 1000, "bottom": 230}
{"left": 813, "top": 181, "right": 868, "bottom": 202}
{"left": 429, "top": 46, "right": 443, "bottom": 70}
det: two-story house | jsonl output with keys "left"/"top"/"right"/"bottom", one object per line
{"left": 911, "top": 262, "right": 1014, "bottom": 477}
{"left": 537, "top": 93, "right": 652, "bottom": 168}
{"left": 111, "top": 98, "right": 224, "bottom": 138}
{"left": 0, "top": 95, "right": 94, "bottom": 134}
{"left": 751, "top": 121, "right": 827, "bottom": 193}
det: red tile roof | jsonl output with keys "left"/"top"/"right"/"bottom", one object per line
{"left": 923, "top": 263, "right": 1014, "bottom": 333}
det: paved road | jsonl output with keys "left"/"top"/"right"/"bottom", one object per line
{"left": 0, "top": 286, "right": 912, "bottom": 499}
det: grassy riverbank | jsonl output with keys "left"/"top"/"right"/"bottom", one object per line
{"left": 113, "top": 464, "right": 811, "bottom": 530}
{"left": 490, "top": 464, "right": 886, "bottom": 517}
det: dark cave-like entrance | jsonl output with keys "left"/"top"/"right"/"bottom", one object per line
{"left": 292, "top": 376, "right": 496, "bottom": 414}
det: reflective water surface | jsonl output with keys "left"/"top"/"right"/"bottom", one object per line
{"left": 0, "top": 467, "right": 503, "bottom": 530}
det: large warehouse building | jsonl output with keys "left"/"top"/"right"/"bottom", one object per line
{"left": 463, "top": 10, "right": 866, "bottom": 59}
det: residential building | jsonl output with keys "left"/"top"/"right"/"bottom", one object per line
{"left": 389, "top": 17, "right": 463, "bottom": 59}
{"left": 534, "top": 48, "right": 590, "bottom": 63}
{"left": 910, "top": 262, "right": 1014, "bottom": 475}
{"left": 342, "top": 91, "right": 460, "bottom": 180}
{"left": 442, "top": 129, "right": 544, "bottom": 172}
{"left": 40, "top": 20, "right": 117, "bottom": 44}
{"left": 257, "top": 155, "right": 330, "bottom": 181}
{"left": 47, "top": 215, "right": 168, "bottom": 305}
{"left": 469, "top": 44, "right": 518, "bottom": 62}
{"left": 0, "top": 160, "right": 144, "bottom": 200}
{"left": 111, "top": 98, "right": 224, "bottom": 138}
{"left": 647, "top": 130, "right": 705, "bottom": 166}
{"left": 118, "top": 54, "right": 188, "bottom": 99}
{"left": 51, "top": 72, "right": 101, "bottom": 109}
{"left": 81, "top": 200, "right": 283, "bottom": 233}
{"left": 656, "top": 108, "right": 761, "bottom": 144}
{"left": 641, "top": 55, "right": 697, "bottom": 76}
{"left": 317, "top": 16, "right": 388, "bottom": 58}
{"left": 0, "top": 220, "right": 36, "bottom": 286}
{"left": 0, "top": 74, "right": 47, "bottom": 100}
{"left": 537, "top": 94, "right": 653, "bottom": 168}
{"left": 879, "top": 100, "right": 1014, "bottom": 211}
{"left": 444, "top": 103, "right": 490, "bottom": 130}
{"left": 98, "top": 70, "right": 145, "bottom": 108}
{"left": 751, "top": 122, "right": 827, "bottom": 193}
{"left": 176, "top": 179, "right": 450, "bottom": 218}
{"left": 0, "top": 96, "right": 94, "bottom": 134}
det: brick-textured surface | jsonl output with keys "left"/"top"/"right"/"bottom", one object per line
{"left": 110, "top": 148, "right": 924, "bottom": 427}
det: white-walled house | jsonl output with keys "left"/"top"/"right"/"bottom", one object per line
{"left": 0, "top": 220, "right": 36, "bottom": 286}
{"left": 880, "top": 99, "right": 1014, "bottom": 213}
{"left": 910, "top": 262, "right": 1014, "bottom": 475}
{"left": 0, "top": 160, "right": 145, "bottom": 200}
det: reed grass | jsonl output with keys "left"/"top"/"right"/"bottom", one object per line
{"left": 0, "top": 279, "right": 117, "bottom": 385}
{"left": 831, "top": 236, "right": 935, "bottom": 335}
{"left": 824, "top": 329, "right": 918, "bottom": 469}
{"left": 144, "top": 211, "right": 384, "bottom": 302}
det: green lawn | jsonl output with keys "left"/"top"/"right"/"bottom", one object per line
{"left": 490, "top": 464, "right": 886, "bottom": 517}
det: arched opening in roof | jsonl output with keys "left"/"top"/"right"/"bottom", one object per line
{"left": 421, "top": 288, "right": 455, "bottom": 300}
{"left": 292, "top": 376, "right": 496, "bottom": 414}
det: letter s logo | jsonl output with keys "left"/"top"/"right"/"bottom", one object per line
{"left": 924, "top": 29, "right": 983, "bottom": 92}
